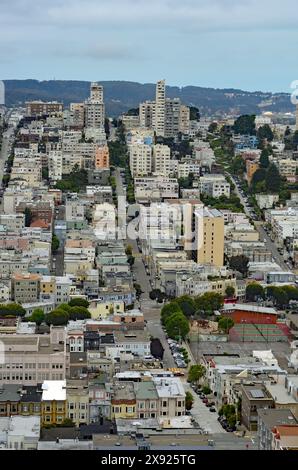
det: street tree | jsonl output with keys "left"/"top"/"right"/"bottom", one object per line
{"left": 246, "top": 283, "right": 265, "bottom": 302}
{"left": 185, "top": 391, "right": 194, "bottom": 410}
{"left": 188, "top": 365, "right": 206, "bottom": 384}
{"left": 195, "top": 292, "right": 224, "bottom": 316}
{"left": 69, "top": 306, "right": 91, "bottom": 321}
{"left": 218, "top": 317, "right": 234, "bottom": 334}
{"left": 45, "top": 309, "right": 69, "bottom": 326}
{"left": 229, "top": 255, "right": 249, "bottom": 277}
{"left": 164, "top": 312, "right": 190, "bottom": 339}
{"left": 233, "top": 115, "right": 256, "bottom": 135}
{"left": 161, "top": 302, "right": 183, "bottom": 324}
{"left": 225, "top": 286, "right": 235, "bottom": 299}
{"left": 68, "top": 298, "right": 90, "bottom": 308}
{"left": 175, "top": 295, "right": 196, "bottom": 318}
{"left": 0, "top": 303, "right": 26, "bottom": 317}
{"left": 257, "top": 124, "right": 274, "bottom": 142}
{"left": 29, "top": 308, "right": 45, "bottom": 326}
{"left": 265, "top": 163, "right": 281, "bottom": 193}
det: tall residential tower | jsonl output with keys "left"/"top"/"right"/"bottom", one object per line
{"left": 84, "top": 82, "right": 105, "bottom": 129}
{"left": 155, "top": 79, "right": 166, "bottom": 137}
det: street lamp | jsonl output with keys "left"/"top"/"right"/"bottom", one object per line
{"left": 241, "top": 319, "right": 247, "bottom": 343}
{"left": 266, "top": 317, "right": 271, "bottom": 343}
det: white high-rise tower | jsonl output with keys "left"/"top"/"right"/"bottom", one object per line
{"left": 84, "top": 82, "right": 105, "bottom": 129}
{"left": 155, "top": 79, "right": 166, "bottom": 137}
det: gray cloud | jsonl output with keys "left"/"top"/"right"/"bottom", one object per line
{"left": 0, "top": 0, "right": 297, "bottom": 92}
{"left": 53, "top": 44, "right": 138, "bottom": 61}
{"left": 1, "top": 0, "right": 298, "bottom": 32}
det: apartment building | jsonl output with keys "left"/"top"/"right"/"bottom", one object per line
{"left": 155, "top": 79, "right": 166, "bottom": 137}
{"left": 152, "top": 144, "right": 171, "bottom": 176}
{"left": 277, "top": 158, "right": 298, "bottom": 180}
{"left": 199, "top": 174, "right": 231, "bottom": 198}
{"left": 0, "top": 333, "right": 67, "bottom": 386}
{"left": 256, "top": 194, "right": 279, "bottom": 209}
{"left": 111, "top": 382, "right": 137, "bottom": 419}
{"left": 164, "top": 97, "right": 180, "bottom": 138}
{"left": 0, "top": 416, "right": 40, "bottom": 450}
{"left": 11, "top": 273, "right": 41, "bottom": 304}
{"left": 179, "top": 105, "right": 190, "bottom": 135}
{"left": 153, "top": 377, "right": 186, "bottom": 418}
{"left": 39, "top": 275, "right": 74, "bottom": 305}
{"left": 65, "top": 239, "right": 95, "bottom": 264}
{"left": 134, "top": 176, "right": 179, "bottom": 202}
{"left": 195, "top": 207, "right": 224, "bottom": 267}
{"left": 66, "top": 379, "right": 89, "bottom": 426}
{"left": 41, "top": 380, "right": 67, "bottom": 426}
{"left": 107, "top": 332, "right": 151, "bottom": 359}
{"left": 0, "top": 214, "right": 25, "bottom": 232}
{"left": 61, "top": 152, "right": 81, "bottom": 174}
{"left": 177, "top": 161, "right": 201, "bottom": 179}
{"left": 48, "top": 150, "right": 63, "bottom": 181}
{"left": 257, "top": 409, "right": 298, "bottom": 450}
{"left": 139, "top": 80, "right": 190, "bottom": 137}
{"left": 95, "top": 145, "right": 109, "bottom": 169}
{"left": 84, "top": 82, "right": 105, "bottom": 129}
{"left": 89, "top": 379, "right": 112, "bottom": 421}
{"left": 70, "top": 102, "right": 85, "bottom": 128}
{"left": 26, "top": 101, "right": 63, "bottom": 116}
{"left": 65, "top": 197, "right": 87, "bottom": 230}
{"left": 129, "top": 144, "right": 152, "bottom": 177}
{"left": 176, "top": 271, "right": 237, "bottom": 298}
{"left": 97, "top": 286, "right": 136, "bottom": 307}
{"left": 121, "top": 114, "right": 140, "bottom": 130}
{"left": 0, "top": 283, "right": 10, "bottom": 302}
{"left": 135, "top": 381, "right": 159, "bottom": 419}
{"left": 139, "top": 101, "right": 156, "bottom": 129}
{"left": 241, "top": 384, "right": 274, "bottom": 431}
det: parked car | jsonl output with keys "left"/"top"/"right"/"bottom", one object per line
{"left": 226, "top": 426, "right": 236, "bottom": 432}
{"left": 209, "top": 407, "right": 216, "bottom": 412}
{"left": 202, "top": 398, "right": 208, "bottom": 404}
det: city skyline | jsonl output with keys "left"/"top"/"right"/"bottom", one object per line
{"left": 0, "top": 0, "right": 298, "bottom": 93}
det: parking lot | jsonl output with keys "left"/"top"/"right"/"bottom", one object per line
{"left": 167, "top": 338, "right": 188, "bottom": 369}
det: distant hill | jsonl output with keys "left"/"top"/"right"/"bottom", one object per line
{"left": 3, "top": 79, "right": 295, "bottom": 117}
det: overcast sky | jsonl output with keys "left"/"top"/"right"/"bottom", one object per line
{"left": 0, "top": 0, "right": 297, "bottom": 92}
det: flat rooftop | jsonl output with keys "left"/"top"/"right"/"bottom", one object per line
{"left": 8, "top": 415, "right": 40, "bottom": 437}
{"left": 258, "top": 409, "right": 297, "bottom": 428}
{"left": 42, "top": 380, "right": 66, "bottom": 401}
{"left": 112, "top": 382, "right": 136, "bottom": 401}
{"left": 223, "top": 303, "right": 277, "bottom": 315}
{"left": 114, "top": 331, "right": 150, "bottom": 343}
{"left": 266, "top": 382, "right": 298, "bottom": 404}
{"left": 153, "top": 377, "right": 185, "bottom": 398}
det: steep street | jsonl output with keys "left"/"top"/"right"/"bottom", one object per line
{"left": 227, "top": 172, "right": 289, "bottom": 271}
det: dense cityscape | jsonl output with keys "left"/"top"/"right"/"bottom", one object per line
{"left": 0, "top": 77, "right": 297, "bottom": 452}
